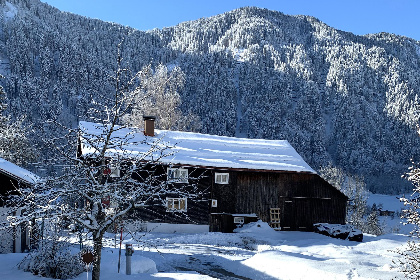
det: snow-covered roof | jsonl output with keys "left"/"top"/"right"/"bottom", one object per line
{"left": 79, "top": 121, "right": 315, "bottom": 173}
{"left": 0, "top": 158, "right": 39, "bottom": 185}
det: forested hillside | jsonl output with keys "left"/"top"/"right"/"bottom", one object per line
{"left": 2, "top": 0, "right": 420, "bottom": 193}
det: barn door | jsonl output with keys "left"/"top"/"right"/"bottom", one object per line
{"left": 281, "top": 200, "right": 294, "bottom": 230}
{"left": 269, "top": 208, "right": 281, "bottom": 230}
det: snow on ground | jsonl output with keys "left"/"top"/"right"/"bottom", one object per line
{"left": 367, "top": 192, "right": 414, "bottom": 235}
{"left": 367, "top": 193, "right": 404, "bottom": 212}
{"left": 0, "top": 219, "right": 413, "bottom": 280}
{"left": 0, "top": 194, "right": 413, "bottom": 279}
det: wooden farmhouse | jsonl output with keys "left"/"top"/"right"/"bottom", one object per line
{"left": 0, "top": 157, "right": 39, "bottom": 252}
{"left": 79, "top": 119, "right": 347, "bottom": 233}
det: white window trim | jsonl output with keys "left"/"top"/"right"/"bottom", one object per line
{"left": 166, "top": 197, "right": 187, "bottom": 212}
{"left": 234, "top": 216, "right": 244, "bottom": 224}
{"left": 167, "top": 167, "right": 188, "bottom": 183}
{"left": 215, "top": 172, "right": 229, "bottom": 184}
{"left": 109, "top": 166, "right": 120, "bottom": 178}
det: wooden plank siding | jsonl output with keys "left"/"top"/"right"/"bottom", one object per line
{"left": 101, "top": 162, "right": 346, "bottom": 232}
{"left": 127, "top": 166, "right": 212, "bottom": 225}
{"left": 209, "top": 169, "right": 237, "bottom": 215}
{"left": 224, "top": 171, "right": 347, "bottom": 231}
{"left": 0, "top": 171, "right": 32, "bottom": 252}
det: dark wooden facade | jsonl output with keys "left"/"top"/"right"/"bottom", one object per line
{"left": 77, "top": 143, "right": 213, "bottom": 226}
{"left": 0, "top": 171, "right": 17, "bottom": 205}
{"left": 208, "top": 169, "right": 347, "bottom": 232}
{"left": 126, "top": 165, "right": 212, "bottom": 226}
{"left": 125, "top": 165, "right": 347, "bottom": 232}
{"left": 78, "top": 143, "right": 346, "bottom": 232}
{"left": 0, "top": 170, "right": 30, "bottom": 206}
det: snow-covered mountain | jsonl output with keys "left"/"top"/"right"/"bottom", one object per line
{"left": 2, "top": 0, "right": 420, "bottom": 194}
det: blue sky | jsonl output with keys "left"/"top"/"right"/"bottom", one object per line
{"left": 40, "top": 0, "right": 420, "bottom": 41}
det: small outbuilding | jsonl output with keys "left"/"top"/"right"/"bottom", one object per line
{"left": 0, "top": 157, "right": 39, "bottom": 252}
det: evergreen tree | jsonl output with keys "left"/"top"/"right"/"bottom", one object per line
{"left": 0, "top": 77, "right": 36, "bottom": 165}
{"left": 393, "top": 131, "right": 420, "bottom": 278}
{"left": 1, "top": 1, "right": 420, "bottom": 193}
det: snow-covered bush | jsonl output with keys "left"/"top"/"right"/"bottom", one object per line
{"left": 19, "top": 240, "right": 85, "bottom": 279}
{"left": 393, "top": 240, "right": 420, "bottom": 279}
{"left": 18, "top": 218, "right": 85, "bottom": 279}
{"left": 364, "top": 210, "right": 384, "bottom": 236}
{"left": 0, "top": 227, "right": 14, "bottom": 253}
{"left": 234, "top": 220, "right": 277, "bottom": 250}
{"left": 130, "top": 256, "right": 158, "bottom": 274}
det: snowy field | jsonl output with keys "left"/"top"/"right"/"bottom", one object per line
{"left": 0, "top": 193, "right": 414, "bottom": 280}
{"left": 0, "top": 221, "right": 412, "bottom": 280}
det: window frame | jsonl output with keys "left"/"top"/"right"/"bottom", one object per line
{"left": 167, "top": 167, "right": 189, "bottom": 183}
{"left": 109, "top": 166, "right": 120, "bottom": 178}
{"left": 270, "top": 208, "right": 281, "bottom": 230}
{"left": 166, "top": 197, "right": 187, "bottom": 212}
{"left": 215, "top": 172, "right": 229, "bottom": 184}
{"left": 233, "top": 216, "right": 244, "bottom": 224}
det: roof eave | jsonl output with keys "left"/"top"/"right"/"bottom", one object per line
{"left": 0, "top": 168, "right": 36, "bottom": 186}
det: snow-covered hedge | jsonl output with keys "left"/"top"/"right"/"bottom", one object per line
{"left": 314, "top": 223, "right": 363, "bottom": 242}
{"left": 0, "top": 227, "right": 14, "bottom": 253}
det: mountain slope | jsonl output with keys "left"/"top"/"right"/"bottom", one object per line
{"left": 2, "top": 0, "right": 420, "bottom": 193}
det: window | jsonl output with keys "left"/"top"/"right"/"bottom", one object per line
{"left": 270, "top": 208, "right": 281, "bottom": 230}
{"left": 234, "top": 216, "right": 244, "bottom": 224}
{"left": 109, "top": 166, "right": 120, "bottom": 178}
{"left": 211, "top": 199, "right": 218, "bottom": 207}
{"left": 103, "top": 165, "right": 120, "bottom": 178}
{"left": 166, "top": 198, "right": 187, "bottom": 212}
{"left": 167, "top": 168, "right": 188, "bottom": 183}
{"left": 215, "top": 173, "right": 229, "bottom": 184}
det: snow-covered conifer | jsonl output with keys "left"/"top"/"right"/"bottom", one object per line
{"left": 394, "top": 135, "right": 420, "bottom": 278}
{"left": 0, "top": 78, "right": 37, "bottom": 166}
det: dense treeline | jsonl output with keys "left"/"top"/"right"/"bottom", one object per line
{"left": 1, "top": 0, "right": 420, "bottom": 193}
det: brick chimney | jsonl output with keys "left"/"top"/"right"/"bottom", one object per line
{"left": 143, "top": 116, "right": 156, "bottom": 136}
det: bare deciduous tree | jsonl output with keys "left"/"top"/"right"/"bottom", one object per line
{"left": 122, "top": 63, "right": 201, "bottom": 132}
{"left": 2, "top": 44, "right": 202, "bottom": 280}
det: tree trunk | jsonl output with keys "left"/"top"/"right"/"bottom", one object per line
{"left": 92, "top": 231, "right": 104, "bottom": 280}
